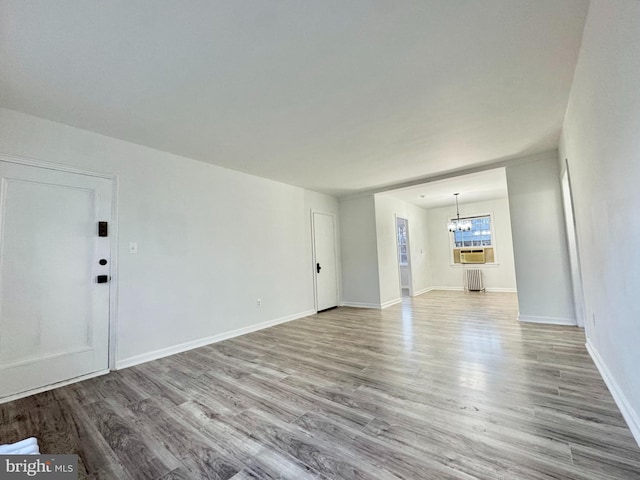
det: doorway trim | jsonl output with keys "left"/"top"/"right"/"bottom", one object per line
{"left": 310, "top": 209, "right": 339, "bottom": 312}
{"left": 561, "top": 158, "right": 585, "bottom": 328}
{"left": 0, "top": 152, "right": 119, "bottom": 371}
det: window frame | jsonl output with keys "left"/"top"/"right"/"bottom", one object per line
{"left": 448, "top": 211, "right": 499, "bottom": 266}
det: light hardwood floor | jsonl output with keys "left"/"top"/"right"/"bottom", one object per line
{"left": 1, "top": 291, "right": 639, "bottom": 479}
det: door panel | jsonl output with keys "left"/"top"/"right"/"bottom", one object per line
{"left": 313, "top": 212, "right": 338, "bottom": 311}
{"left": 0, "top": 161, "right": 111, "bottom": 399}
{"left": 561, "top": 166, "right": 585, "bottom": 327}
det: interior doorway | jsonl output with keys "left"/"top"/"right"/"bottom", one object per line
{"left": 396, "top": 216, "right": 412, "bottom": 297}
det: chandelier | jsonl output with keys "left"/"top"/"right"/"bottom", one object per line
{"left": 447, "top": 193, "right": 472, "bottom": 232}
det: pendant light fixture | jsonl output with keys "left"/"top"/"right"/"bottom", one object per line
{"left": 447, "top": 193, "right": 472, "bottom": 232}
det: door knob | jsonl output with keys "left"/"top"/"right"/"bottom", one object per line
{"left": 316, "top": 263, "right": 322, "bottom": 274}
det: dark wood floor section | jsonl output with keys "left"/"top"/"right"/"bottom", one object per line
{"left": 2, "top": 291, "right": 639, "bottom": 479}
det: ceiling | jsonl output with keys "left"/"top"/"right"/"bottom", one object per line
{"left": 381, "top": 168, "right": 508, "bottom": 210}
{"left": 0, "top": 0, "right": 589, "bottom": 197}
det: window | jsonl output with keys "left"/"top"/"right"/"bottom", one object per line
{"left": 450, "top": 214, "right": 496, "bottom": 264}
{"left": 452, "top": 215, "right": 492, "bottom": 247}
{"left": 397, "top": 222, "right": 408, "bottom": 265}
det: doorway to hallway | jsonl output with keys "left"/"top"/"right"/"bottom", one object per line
{"left": 396, "top": 216, "right": 412, "bottom": 297}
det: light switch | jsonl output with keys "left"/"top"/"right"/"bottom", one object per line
{"left": 129, "top": 242, "right": 138, "bottom": 254}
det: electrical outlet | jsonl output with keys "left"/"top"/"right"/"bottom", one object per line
{"left": 257, "top": 299, "right": 262, "bottom": 308}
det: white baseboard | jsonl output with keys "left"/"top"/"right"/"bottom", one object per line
{"left": 0, "top": 369, "right": 109, "bottom": 405}
{"left": 340, "top": 299, "right": 402, "bottom": 309}
{"left": 429, "top": 286, "right": 516, "bottom": 293}
{"left": 340, "top": 301, "right": 381, "bottom": 309}
{"left": 116, "top": 309, "right": 315, "bottom": 370}
{"left": 412, "top": 287, "right": 435, "bottom": 296}
{"left": 586, "top": 340, "right": 640, "bottom": 447}
{"left": 380, "top": 298, "right": 402, "bottom": 309}
{"left": 518, "top": 314, "right": 577, "bottom": 326}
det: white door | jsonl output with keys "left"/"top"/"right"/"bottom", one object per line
{"left": 0, "top": 161, "right": 112, "bottom": 399}
{"left": 561, "top": 164, "right": 585, "bottom": 327}
{"left": 313, "top": 212, "right": 338, "bottom": 312}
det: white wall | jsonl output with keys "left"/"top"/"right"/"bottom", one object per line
{"left": 506, "top": 153, "right": 575, "bottom": 325}
{"left": 0, "top": 108, "right": 339, "bottom": 367}
{"left": 338, "top": 195, "right": 381, "bottom": 307}
{"left": 426, "top": 197, "right": 516, "bottom": 292}
{"left": 560, "top": 0, "right": 640, "bottom": 443}
{"left": 374, "top": 195, "right": 432, "bottom": 306}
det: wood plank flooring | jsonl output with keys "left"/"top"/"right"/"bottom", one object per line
{"left": 1, "top": 291, "right": 639, "bottom": 479}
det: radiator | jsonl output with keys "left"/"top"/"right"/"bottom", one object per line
{"left": 465, "top": 268, "right": 485, "bottom": 292}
